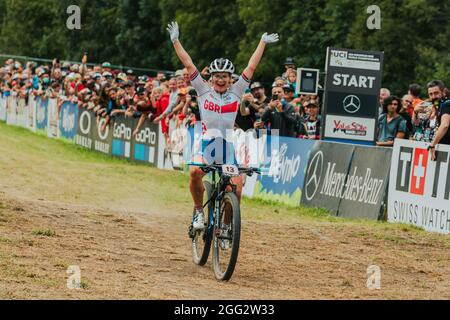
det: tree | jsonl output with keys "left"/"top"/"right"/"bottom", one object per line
{"left": 160, "top": 0, "right": 245, "bottom": 72}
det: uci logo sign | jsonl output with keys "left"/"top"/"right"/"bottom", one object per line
{"left": 331, "top": 50, "right": 347, "bottom": 59}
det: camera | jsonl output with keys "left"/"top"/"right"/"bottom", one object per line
{"left": 272, "top": 94, "right": 279, "bottom": 101}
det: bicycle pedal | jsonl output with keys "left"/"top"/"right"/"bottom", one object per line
{"left": 188, "top": 225, "right": 195, "bottom": 239}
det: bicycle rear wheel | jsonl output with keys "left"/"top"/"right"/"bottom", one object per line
{"left": 212, "top": 192, "right": 241, "bottom": 281}
{"left": 191, "top": 181, "right": 213, "bottom": 266}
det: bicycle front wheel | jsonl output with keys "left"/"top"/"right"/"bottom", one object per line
{"left": 212, "top": 192, "right": 241, "bottom": 281}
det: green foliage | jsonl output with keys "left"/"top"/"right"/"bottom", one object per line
{"left": 0, "top": 0, "right": 448, "bottom": 93}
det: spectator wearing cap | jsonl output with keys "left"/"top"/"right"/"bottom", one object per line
{"left": 298, "top": 99, "right": 321, "bottom": 140}
{"left": 126, "top": 69, "right": 136, "bottom": 82}
{"left": 262, "top": 86, "right": 297, "bottom": 137}
{"left": 283, "top": 84, "right": 295, "bottom": 104}
{"left": 238, "top": 82, "right": 270, "bottom": 131}
{"left": 282, "top": 57, "right": 296, "bottom": 78}
{"left": 408, "top": 83, "right": 423, "bottom": 113}
{"left": 399, "top": 95, "right": 414, "bottom": 138}
{"left": 102, "top": 62, "right": 112, "bottom": 73}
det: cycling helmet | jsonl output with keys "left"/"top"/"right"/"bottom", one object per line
{"left": 209, "top": 58, "right": 235, "bottom": 74}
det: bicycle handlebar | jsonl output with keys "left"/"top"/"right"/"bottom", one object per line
{"left": 188, "top": 162, "right": 267, "bottom": 175}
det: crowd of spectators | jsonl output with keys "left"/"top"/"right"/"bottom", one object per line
{"left": 377, "top": 81, "right": 450, "bottom": 147}
{"left": 1, "top": 55, "right": 449, "bottom": 149}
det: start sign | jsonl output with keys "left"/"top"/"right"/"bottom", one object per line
{"left": 321, "top": 47, "right": 384, "bottom": 144}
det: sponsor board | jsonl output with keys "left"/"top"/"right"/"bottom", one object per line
{"left": 254, "top": 137, "right": 315, "bottom": 206}
{"left": 329, "top": 49, "right": 382, "bottom": 71}
{"left": 36, "top": 97, "right": 48, "bottom": 132}
{"left": 301, "top": 141, "right": 355, "bottom": 214}
{"left": 59, "top": 102, "right": 79, "bottom": 141}
{"left": 324, "top": 114, "right": 375, "bottom": 141}
{"left": 0, "top": 95, "right": 7, "bottom": 121}
{"left": 16, "top": 98, "right": 27, "bottom": 128}
{"left": 75, "top": 109, "right": 94, "bottom": 149}
{"left": 94, "top": 116, "right": 113, "bottom": 155}
{"left": 234, "top": 129, "right": 268, "bottom": 199}
{"left": 47, "top": 98, "right": 59, "bottom": 138}
{"left": 132, "top": 120, "right": 159, "bottom": 166}
{"left": 111, "top": 116, "right": 134, "bottom": 159}
{"left": 388, "top": 139, "right": 450, "bottom": 234}
{"left": 6, "top": 95, "right": 17, "bottom": 126}
{"left": 27, "top": 95, "right": 37, "bottom": 131}
{"left": 160, "top": 118, "right": 187, "bottom": 171}
{"left": 338, "top": 146, "right": 392, "bottom": 220}
{"left": 322, "top": 47, "right": 383, "bottom": 143}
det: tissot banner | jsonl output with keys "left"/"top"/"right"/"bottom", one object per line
{"left": 388, "top": 139, "right": 450, "bottom": 234}
{"left": 322, "top": 47, "right": 384, "bottom": 144}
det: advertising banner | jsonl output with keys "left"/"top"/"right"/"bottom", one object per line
{"left": 338, "top": 146, "right": 392, "bottom": 220}
{"left": 301, "top": 141, "right": 355, "bottom": 214}
{"left": 234, "top": 129, "right": 268, "bottom": 199}
{"left": 388, "top": 139, "right": 450, "bottom": 234}
{"left": 322, "top": 47, "right": 384, "bottom": 144}
{"left": 92, "top": 114, "right": 113, "bottom": 155}
{"left": 111, "top": 116, "right": 135, "bottom": 160}
{"left": 253, "top": 137, "right": 316, "bottom": 206}
{"left": 47, "top": 98, "right": 59, "bottom": 138}
{"left": 16, "top": 98, "right": 27, "bottom": 128}
{"left": 6, "top": 95, "right": 17, "bottom": 126}
{"left": 0, "top": 95, "right": 7, "bottom": 121}
{"left": 36, "top": 97, "right": 48, "bottom": 132}
{"left": 58, "top": 102, "right": 79, "bottom": 141}
{"left": 75, "top": 108, "right": 94, "bottom": 149}
{"left": 27, "top": 95, "right": 37, "bottom": 131}
{"left": 132, "top": 119, "right": 159, "bottom": 166}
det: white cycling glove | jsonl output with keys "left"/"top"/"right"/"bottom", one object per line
{"left": 261, "top": 32, "right": 279, "bottom": 44}
{"left": 167, "top": 21, "right": 179, "bottom": 43}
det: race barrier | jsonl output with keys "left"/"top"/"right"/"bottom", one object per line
{"left": 0, "top": 93, "right": 448, "bottom": 233}
{"left": 388, "top": 140, "right": 450, "bottom": 234}
{"left": 0, "top": 95, "right": 6, "bottom": 121}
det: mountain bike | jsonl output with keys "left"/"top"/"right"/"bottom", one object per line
{"left": 188, "top": 163, "right": 261, "bottom": 281}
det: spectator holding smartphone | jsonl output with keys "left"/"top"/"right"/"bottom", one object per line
{"left": 262, "top": 86, "right": 296, "bottom": 137}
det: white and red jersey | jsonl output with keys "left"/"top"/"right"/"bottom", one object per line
{"left": 190, "top": 69, "right": 250, "bottom": 140}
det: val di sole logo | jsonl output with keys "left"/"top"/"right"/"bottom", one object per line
{"left": 305, "top": 151, "right": 324, "bottom": 201}
{"left": 343, "top": 95, "right": 361, "bottom": 114}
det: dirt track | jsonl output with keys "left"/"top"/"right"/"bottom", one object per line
{"left": 1, "top": 123, "right": 450, "bottom": 299}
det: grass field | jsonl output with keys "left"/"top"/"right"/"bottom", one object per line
{"left": 0, "top": 121, "right": 449, "bottom": 299}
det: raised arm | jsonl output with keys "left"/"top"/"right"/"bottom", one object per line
{"left": 243, "top": 33, "right": 279, "bottom": 79}
{"left": 167, "top": 22, "right": 197, "bottom": 76}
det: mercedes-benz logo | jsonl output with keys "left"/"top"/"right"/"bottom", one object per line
{"left": 343, "top": 95, "right": 361, "bottom": 114}
{"left": 305, "top": 151, "right": 324, "bottom": 201}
